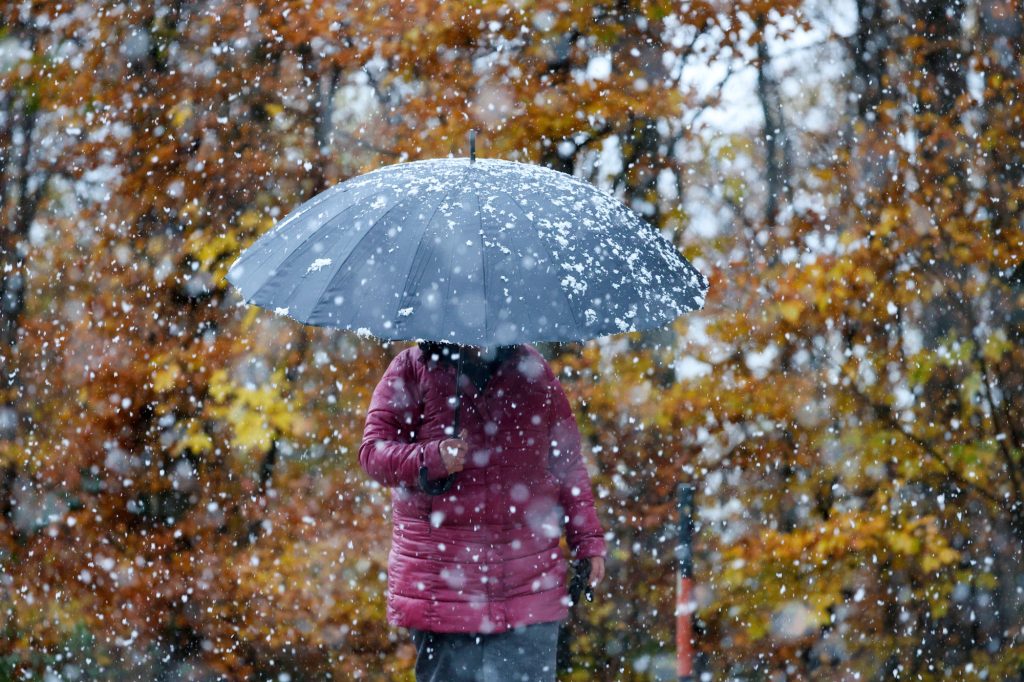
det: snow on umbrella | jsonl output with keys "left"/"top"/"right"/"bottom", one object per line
{"left": 225, "top": 154, "right": 707, "bottom": 345}
{"left": 225, "top": 138, "right": 709, "bottom": 492}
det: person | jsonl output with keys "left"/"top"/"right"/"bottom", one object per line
{"left": 358, "top": 341, "right": 607, "bottom": 682}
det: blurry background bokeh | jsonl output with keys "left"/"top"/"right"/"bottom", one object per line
{"left": 2, "top": 1, "right": 1023, "bottom": 679}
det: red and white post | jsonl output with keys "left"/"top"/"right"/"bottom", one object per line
{"left": 676, "top": 483, "right": 696, "bottom": 682}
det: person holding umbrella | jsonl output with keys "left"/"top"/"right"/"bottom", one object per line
{"left": 226, "top": 134, "right": 708, "bottom": 680}
{"left": 359, "top": 339, "right": 606, "bottom": 680}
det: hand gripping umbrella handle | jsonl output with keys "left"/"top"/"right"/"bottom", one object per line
{"left": 418, "top": 348, "right": 462, "bottom": 496}
{"left": 569, "top": 558, "right": 594, "bottom": 606}
{"left": 419, "top": 463, "right": 455, "bottom": 495}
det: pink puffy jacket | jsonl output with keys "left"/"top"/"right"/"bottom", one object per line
{"left": 358, "top": 343, "right": 606, "bottom": 634}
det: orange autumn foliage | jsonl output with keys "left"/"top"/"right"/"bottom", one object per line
{"left": 2, "top": 1, "right": 1023, "bottom": 681}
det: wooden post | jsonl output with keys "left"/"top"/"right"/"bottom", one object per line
{"left": 676, "top": 483, "right": 696, "bottom": 682}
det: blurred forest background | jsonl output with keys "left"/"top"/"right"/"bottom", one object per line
{"left": 2, "top": 0, "right": 1023, "bottom": 680}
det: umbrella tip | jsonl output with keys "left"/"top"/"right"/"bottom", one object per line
{"left": 469, "top": 129, "right": 476, "bottom": 163}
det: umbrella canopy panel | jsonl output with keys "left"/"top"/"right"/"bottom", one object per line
{"left": 226, "top": 157, "right": 708, "bottom": 345}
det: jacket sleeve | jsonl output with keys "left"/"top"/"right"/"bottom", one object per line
{"left": 546, "top": 370, "right": 607, "bottom": 560}
{"left": 358, "top": 351, "right": 449, "bottom": 488}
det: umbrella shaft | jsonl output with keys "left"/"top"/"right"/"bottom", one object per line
{"left": 416, "top": 347, "right": 462, "bottom": 496}
{"left": 452, "top": 350, "right": 463, "bottom": 434}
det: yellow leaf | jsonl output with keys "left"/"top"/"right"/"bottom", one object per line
{"left": 153, "top": 363, "right": 180, "bottom": 393}
{"left": 238, "top": 210, "right": 267, "bottom": 231}
{"left": 778, "top": 300, "right": 804, "bottom": 323}
{"left": 208, "top": 369, "right": 231, "bottom": 403}
{"left": 170, "top": 102, "right": 193, "bottom": 127}
{"left": 241, "top": 305, "right": 261, "bottom": 332}
{"left": 174, "top": 419, "right": 214, "bottom": 455}
{"left": 885, "top": 530, "right": 920, "bottom": 556}
{"left": 232, "top": 409, "right": 272, "bottom": 450}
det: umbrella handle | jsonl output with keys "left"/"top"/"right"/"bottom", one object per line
{"left": 568, "top": 558, "right": 594, "bottom": 606}
{"left": 418, "top": 347, "right": 462, "bottom": 496}
{"left": 419, "top": 465, "right": 455, "bottom": 495}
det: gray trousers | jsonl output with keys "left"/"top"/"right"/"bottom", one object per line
{"left": 409, "top": 621, "right": 562, "bottom": 682}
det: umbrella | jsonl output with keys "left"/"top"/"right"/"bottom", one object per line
{"left": 226, "top": 133, "right": 709, "bottom": 492}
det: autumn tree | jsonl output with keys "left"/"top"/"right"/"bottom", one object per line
{"left": 8, "top": 1, "right": 1019, "bottom": 680}
{"left": 0, "top": 1, "right": 774, "bottom": 679}
{"left": 629, "top": 1, "right": 1024, "bottom": 678}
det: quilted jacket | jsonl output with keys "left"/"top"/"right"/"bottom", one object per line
{"left": 358, "top": 343, "right": 606, "bottom": 633}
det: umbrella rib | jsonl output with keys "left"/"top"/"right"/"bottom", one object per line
{"left": 304, "top": 191, "right": 435, "bottom": 323}
{"left": 243, "top": 200, "right": 365, "bottom": 307}
{"left": 472, "top": 188, "right": 490, "bottom": 345}
{"left": 231, "top": 181, "right": 360, "bottom": 293}
{"left": 607, "top": 201, "right": 696, "bottom": 325}
{"left": 260, "top": 180, "right": 353, "bottom": 242}
{"left": 490, "top": 187, "right": 584, "bottom": 335}
{"left": 437, "top": 179, "right": 471, "bottom": 344}
{"left": 393, "top": 167, "right": 473, "bottom": 334}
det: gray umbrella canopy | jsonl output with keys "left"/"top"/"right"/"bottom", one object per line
{"left": 225, "top": 156, "right": 708, "bottom": 345}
